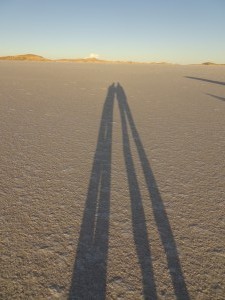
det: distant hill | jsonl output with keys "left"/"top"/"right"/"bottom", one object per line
{"left": 0, "top": 54, "right": 50, "bottom": 61}
{"left": 202, "top": 61, "right": 225, "bottom": 66}
{"left": 202, "top": 62, "right": 216, "bottom": 65}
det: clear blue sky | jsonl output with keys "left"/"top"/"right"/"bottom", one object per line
{"left": 1, "top": 0, "right": 225, "bottom": 64}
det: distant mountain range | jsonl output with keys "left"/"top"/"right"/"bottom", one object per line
{"left": 0, "top": 54, "right": 224, "bottom": 65}
{"left": 0, "top": 54, "right": 170, "bottom": 64}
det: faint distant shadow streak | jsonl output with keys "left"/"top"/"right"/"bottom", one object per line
{"left": 69, "top": 84, "right": 115, "bottom": 299}
{"left": 117, "top": 83, "right": 190, "bottom": 300}
{"left": 185, "top": 76, "right": 225, "bottom": 86}
{"left": 206, "top": 93, "right": 225, "bottom": 102}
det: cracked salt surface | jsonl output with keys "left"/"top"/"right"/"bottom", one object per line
{"left": 0, "top": 61, "right": 224, "bottom": 299}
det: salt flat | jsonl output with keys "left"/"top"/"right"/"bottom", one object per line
{"left": 0, "top": 61, "right": 224, "bottom": 299}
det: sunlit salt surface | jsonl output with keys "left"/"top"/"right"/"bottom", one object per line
{"left": 0, "top": 61, "right": 224, "bottom": 299}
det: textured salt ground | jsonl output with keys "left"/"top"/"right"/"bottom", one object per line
{"left": 0, "top": 61, "right": 224, "bottom": 299}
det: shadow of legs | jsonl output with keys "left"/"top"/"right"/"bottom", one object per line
{"left": 69, "top": 84, "right": 115, "bottom": 300}
{"left": 117, "top": 90, "right": 157, "bottom": 299}
{"left": 116, "top": 83, "right": 189, "bottom": 300}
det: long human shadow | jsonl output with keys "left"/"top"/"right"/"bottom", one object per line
{"left": 117, "top": 87, "right": 157, "bottom": 299}
{"left": 69, "top": 83, "right": 189, "bottom": 299}
{"left": 185, "top": 76, "right": 225, "bottom": 86}
{"left": 116, "top": 83, "right": 189, "bottom": 300}
{"left": 69, "top": 83, "right": 115, "bottom": 299}
{"left": 206, "top": 93, "right": 225, "bottom": 102}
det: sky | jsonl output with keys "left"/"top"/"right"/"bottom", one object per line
{"left": 0, "top": 0, "right": 225, "bottom": 64}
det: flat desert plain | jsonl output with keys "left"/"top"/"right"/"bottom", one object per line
{"left": 0, "top": 61, "right": 224, "bottom": 299}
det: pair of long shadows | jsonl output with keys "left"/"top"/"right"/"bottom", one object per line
{"left": 69, "top": 84, "right": 189, "bottom": 300}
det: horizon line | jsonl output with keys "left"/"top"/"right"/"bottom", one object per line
{"left": 0, "top": 53, "right": 224, "bottom": 66}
